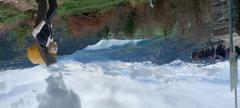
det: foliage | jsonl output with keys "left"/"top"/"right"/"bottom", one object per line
{"left": 6, "top": 24, "right": 31, "bottom": 48}
{"left": 124, "top": 11, "right": 136, "bottom": 37}
{"left": 0, "top": 4, "right": 28, "bottom": 24}
{"left": 58, "top": 0, "right": 125, "bottom": 16}
{"left": 15, "top": 25, "right": 31, "bottom": 48}
{"left": 58, "top": 0, "right": 146, "bottom": 16}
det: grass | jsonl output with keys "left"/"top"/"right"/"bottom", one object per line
{"left": 58, "top": 0, "right": 146, "bottom": 16}
{"left": 0, "top": 4, "right": 29, "bottom": 24}
{"left": 58, "top": 0, "right": 126, "bottom": 15}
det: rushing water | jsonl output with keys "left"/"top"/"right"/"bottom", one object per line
{"left": 0, "top": 39, "right": 239, "bottom": 108}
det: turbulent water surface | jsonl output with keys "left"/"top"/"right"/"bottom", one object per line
{"left": 0, "top": 39, "right": 239, "bottom": 108}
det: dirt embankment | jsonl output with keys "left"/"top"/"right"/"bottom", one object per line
{"left": 67, "top": 3, "right": 175, "bottom": 38}
{"left": 66, "top": 0, "right": 211, "bottom": 41}
{"left": 1, "top": 0, "right": 211, "bottom": 39}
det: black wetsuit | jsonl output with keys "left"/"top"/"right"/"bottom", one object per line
{"left": 35, "top": 0, "right": 58, "bottom": 47}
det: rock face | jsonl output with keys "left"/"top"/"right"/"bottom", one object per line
{"left": 65, "top": 0, "right": 213, "bottom": 40}
{"left": 211, "top": 0, "right": 240, "bottom": 36}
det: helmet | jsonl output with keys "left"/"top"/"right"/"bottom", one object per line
{"left": 27, "top": 44, "right": 45, "bottom": 64}
{"left": 48, "top": 42, "right": 58, "bottom": 54}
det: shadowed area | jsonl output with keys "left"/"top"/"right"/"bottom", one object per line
{"left": 37, "top": 73, "right": 81, "bottom": 108}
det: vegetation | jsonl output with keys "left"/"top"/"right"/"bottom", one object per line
{"left": 6, "top": 24, "right": 31, "bottom": 48}
{"left": 58, "top": 0, "right": 123, "bottom": 15}
{"left": 0, "top": 4, "right": 29, "bottom": 24}
{"left": 15, "top": 24, "right": 31, "bottom": 48}
{"left": 124, "top": 10, "right": 136, "bottom": 37}
{"left": 0, "top": 0, "right": 145, "bottom": 24}
{"left": 58, "top": 0, "right": 146, "bottom": 15}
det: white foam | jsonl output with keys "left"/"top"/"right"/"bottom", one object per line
{"left": 85, "top": 39, "right": 142, "bottom": 50}
{"left": 0, "top": 39, "right": 238, "bottom": 108}
{"left": 0, "top": 59, "right": 238, "bottom": 108}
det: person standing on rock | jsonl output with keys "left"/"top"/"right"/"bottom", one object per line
{"left": 216, "top": 45, "right": 220, "bottom": 58}
{"left": 222, "top": 45, "right": 226, "bottom": 59}
{"left": 27, "top": 0, "right": 58, "bottom": 65}
{"left": 200, "top": 49, "right": 204, "bottom": 60}
{"left": 235, "top": 46, "right": 240, "bottom": 57}
{"left": 211, "top": 46, "right": 215, "bottom": 59}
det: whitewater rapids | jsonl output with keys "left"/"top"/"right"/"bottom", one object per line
{"left": 0, "top": 39, "right": 239, "bottom": 108}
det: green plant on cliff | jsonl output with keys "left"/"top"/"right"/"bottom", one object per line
{"left": 0, "top": 4, "right": 28, "bottom": 24}
{"left": 128, "top": 0, "right": 146, "bottom": 6}
{"left": 124, "top": 10, "right": 136, "bottom": 37}
{"left": 6, "top": 24, "right": 31, "bottom": 48}
{"left": 58, "top": 0, "right": 124, "bottom": 16}
{"left": 58, "top": 0, "right": 146, "bottom": 16}
{"left": 16, "top": 25, "right": 31, "bottom": 48}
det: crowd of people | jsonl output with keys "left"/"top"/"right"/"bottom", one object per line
{"left": 191, "top": 44, "right": 240, "bottom": 61}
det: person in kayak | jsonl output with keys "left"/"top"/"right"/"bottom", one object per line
{"left": 33, "top": 0, "right": 58, "bottom": 51}
{"left": 27, "top": 0, "right": 58, "bottom": 65}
